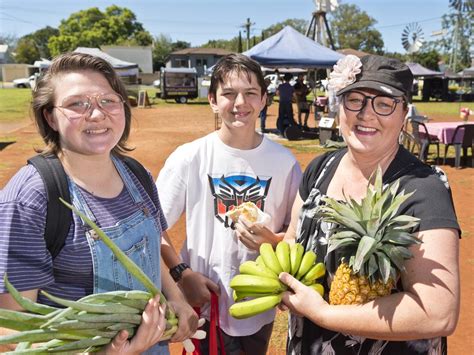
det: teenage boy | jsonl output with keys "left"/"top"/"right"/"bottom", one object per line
{"left": 157, "top": 53, "right": 302, "bottom": 354}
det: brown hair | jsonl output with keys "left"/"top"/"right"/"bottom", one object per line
{"left": 32, "top": 52, "right": 132, "bottom": 156}
{"left": 209, "top": 53, "right": 266, "bottom": 99}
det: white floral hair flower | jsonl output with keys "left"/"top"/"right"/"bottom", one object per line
{"left": 328, "top": 55, "right": 362, "bottom": 93}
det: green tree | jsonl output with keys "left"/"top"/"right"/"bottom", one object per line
{"left": 48, "top": 5, "right": 152, "bottom": 56}
{"left": 203, "top": 38, "right": 239, "bottom": 52}
{"left": 426, "top": 5, "right": 472, "bottom": 72}
{"left": 0, "top": 33, "right": 18, "bottom": 47}
{"left": 200, "top": 18, "right": 307, "bottom": 52}
{"left": 263, "top": 19, "right": 308, "bottom": 37}
{"left": 329, "top": 3, "right": 384, "bottom": 53}
{"left": 152, "top": 35, "right": 190, "bottom": 71}
{"left": 409, "top": 49, "right": 441, "bottom": 71}
{"left": 14, "top": 37, "right": 39, "bottom": 64}
{"left": 14, "top": 26, "right": 59, "bottom": 64}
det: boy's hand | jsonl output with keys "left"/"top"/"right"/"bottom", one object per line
{"left": 179, "top": 270, "right": 220, "bottom": 307}
{"left": 234, "top": 217, "right": 282, "bottom": 249}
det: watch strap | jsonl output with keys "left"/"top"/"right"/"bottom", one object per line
{"left": 169, "top": 262, "right": 190, "bottom": 282}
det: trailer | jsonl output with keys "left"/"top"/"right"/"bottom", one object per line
{"left": 160, "top": 67, "right": 198, "bottom": 103}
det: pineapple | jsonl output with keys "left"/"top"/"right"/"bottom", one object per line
{"left": 318, "top": 167, "right": 421, "bottom": 305}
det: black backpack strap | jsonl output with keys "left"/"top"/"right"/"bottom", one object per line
{"left": 122, "top": 156, "right": 155, "bottom": 203}
{"left": 27, "top": 155, "right": 72, "bottom": 259}
{"left": 27, "top": 155, "right": 154, "bottom": 259}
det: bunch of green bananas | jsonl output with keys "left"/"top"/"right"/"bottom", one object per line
{"left": 229, "top": 241, "right": 326, "bottom": 319}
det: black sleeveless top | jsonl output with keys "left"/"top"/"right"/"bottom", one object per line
{"left": 287, "top": 146, "right": 460, "bottom": 355}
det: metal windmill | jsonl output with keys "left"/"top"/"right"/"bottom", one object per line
{"left": 448, "top": 0, "right": 473, "bottom": 72}
{"left": 306, "top": 0, "right": 339, "bottom": 49}
{"left": 401, "top": 23, "right": 425, "bottom": 55}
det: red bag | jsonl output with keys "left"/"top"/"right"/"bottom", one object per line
{"left": 182, "top": 292, "right": 226, "bottom": 355}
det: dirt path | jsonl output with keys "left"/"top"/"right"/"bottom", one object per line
{"left": 0, "top": 103, "right": 472, "bottom": 354}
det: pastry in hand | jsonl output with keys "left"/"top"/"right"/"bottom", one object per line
{"left": 226, "top": 201, "right": 260, "bottom": 223}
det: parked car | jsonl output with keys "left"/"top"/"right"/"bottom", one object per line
{"left": 13, "top": 75, "right": 36, "bottom": 88}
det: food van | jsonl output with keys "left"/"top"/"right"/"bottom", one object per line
{"left": 160, "top": 67, "right": 198, "bottom": 103}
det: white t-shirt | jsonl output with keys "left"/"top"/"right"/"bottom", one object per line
{"left": 157, "top": 132, "right": 302, "bottom": 336}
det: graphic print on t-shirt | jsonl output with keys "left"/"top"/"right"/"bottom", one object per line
{"left": 208, "top": 173, "right": 271, "bottom": 227}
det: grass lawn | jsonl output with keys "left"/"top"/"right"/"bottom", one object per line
{"left": 414, "top": 100, "right": 473, "bottom": 117}
{"left": 0, "top": 88, "right": 472, "bottom": 160}
{"left": 0, "top": 89, "right": 33, "bottom": 123}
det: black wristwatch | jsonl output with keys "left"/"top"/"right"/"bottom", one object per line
{"left": 169, "top": 263, "right": 190, "bottom": 282}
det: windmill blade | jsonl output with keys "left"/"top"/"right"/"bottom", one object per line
{"left": 401, "top": 22, "right": 424, "bottom": 53}
{"left": 449, "top": 0, "right": 473, "bottom": 11}
{"left": 449, "top": 0, "right": 462, "bottom": 11}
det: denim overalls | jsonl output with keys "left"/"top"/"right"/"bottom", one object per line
{"left": 70, "top": 156, "right": 169, "bottom": 354}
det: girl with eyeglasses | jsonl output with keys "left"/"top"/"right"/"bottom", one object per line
{"left": 0, "top": 52, "right": 198, "bottom": 354}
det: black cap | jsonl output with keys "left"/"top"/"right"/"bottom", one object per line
{"left": 337, "top": 55, "right": 413, "bottom": 98}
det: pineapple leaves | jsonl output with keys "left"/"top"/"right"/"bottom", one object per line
{"left": 366, "top": 254, "right": 378, "bottom": 279}
{"left": 375, "top": 252, "right": 391, "bottom": 284}
{"left": 373, "top": 166, "right": 383, "bottom": 200}
{"left": 327, "top": 231, "right": 359, "bottom": 254}
{"left": 380, "top": 244, "right": 406, "bottom": 272}
{"left": 353, "top": 236, "right": 377, "bottom": 274}
{"left": 382, "top": 230, "right": 422, "bottom": 246}
{"left": 319, "top": 208, "right": 367, "bottom": 236}
{"left": 321, "top": 197, "right": 362, "bottom": 223}
{"left": 317, "top": 167, "right": 421, "bottom": 284}
{"left": 387, "top": 215, "right": 420, "bottom": 231}
{"left": 380, "top": 190, "right": 415, "bottom": 228}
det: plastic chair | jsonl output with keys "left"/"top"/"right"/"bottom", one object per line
{"left": 400, "top": 118, "right": 418, "bottom": 153}
{"left": 443, "top": 124, "right": 474, "bottom": 168}
{"left": 410, "top": 120, "right": 440, "bottom": 163}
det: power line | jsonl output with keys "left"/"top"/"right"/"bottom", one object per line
{"left": 375, "top": 16, "right": 442, "bottom": 30}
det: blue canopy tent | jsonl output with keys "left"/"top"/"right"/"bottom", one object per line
{"left": 242, "top": 26, "right": 344, "bottom": 69}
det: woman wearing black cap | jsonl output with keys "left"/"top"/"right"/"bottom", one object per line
{"left": 237, "top": 54, "right": 460, "bottom": 354}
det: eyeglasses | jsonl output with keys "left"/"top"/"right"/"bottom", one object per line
{"left": 54, "top": 93, "right": 125, "bottom": 119}
{"left": 342, "top": 91, "right": 403, "bottom": 116}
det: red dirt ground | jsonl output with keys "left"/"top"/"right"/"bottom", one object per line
{"left": 0, "top": 103, "right": 472, "bottom": 354}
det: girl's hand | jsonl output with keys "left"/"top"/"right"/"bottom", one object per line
{"left": 167, "top": 299, "right": 199, "bottom": 342}
{"left": 105, "top": 295, "right": 166, "bottom": 354}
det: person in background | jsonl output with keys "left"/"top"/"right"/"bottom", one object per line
{"left": 276, "top": 73, "right": 296, "bottom": 136}
{"left": 0, "top": 52, "right": 198, "bottom": 354}
{"left": 157, "top": 53, "right": 302, "bottom": 354}
{"left": 259, "top": 77, "right": 272, "bottom": 133}
{"left": 238, "top": 54, "right": 460, "bottom": 355}
{"left": 293, "top": 73, "right": 311, "bottom": 130}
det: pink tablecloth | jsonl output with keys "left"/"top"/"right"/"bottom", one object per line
{"left": 424, "top": 122, "right": 474, "bottom": 144}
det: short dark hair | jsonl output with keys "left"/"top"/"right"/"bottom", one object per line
{"left": 283, "top": 73, "right": 293, "bottom": 82}
{"left": 32, "top": 52, "right": 133, "bottom": 156}
{"left": 209, "top": 53, "right": 266, "bottom": 98}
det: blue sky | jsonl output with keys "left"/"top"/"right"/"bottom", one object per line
{"left": 0, "top": 0, "right": 450, "bottom": 54}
